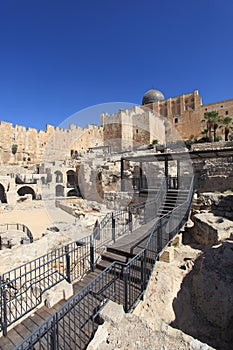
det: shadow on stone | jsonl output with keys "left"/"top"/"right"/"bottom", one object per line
{"left": 170, "top": 241, "right": 233, "bottom": 350}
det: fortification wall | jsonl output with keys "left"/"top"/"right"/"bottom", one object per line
{"left": 0, "top": 121, "right": 103, "bottom": 165}
{"left": 101, "top": 106, "right": 165, "bottom": 151}
{"left": 146, "top": 90, "right": 233, "bottom": 141}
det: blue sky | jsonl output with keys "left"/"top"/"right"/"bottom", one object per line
{"left": 0, "top": 0, "right": 232, "bottom": 129}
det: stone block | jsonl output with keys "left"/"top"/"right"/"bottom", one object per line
{"left": 86, "top": 325, "right": 108, "bottom": 350}
{"left": 159, "top": 246, "right": 174, "bottom": 263}
{"left": 172, "top": 234, "right": 182, "bottom": 247}
{"left": 99, "top": 300, "right": 125, "bottom": 326}
{"left": 44, "top": 279, "right": 73, "bottom": 308}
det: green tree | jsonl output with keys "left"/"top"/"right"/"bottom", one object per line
{"left": 184, "top": 135, "right": 196, "bottom": 150}
{"left": 219, "top": 116, "right": 233, "bottom": 141}
{"left": 201, "top": 128, "right": 208, "bottom": 139}
{"left": 202, "top": 111, "right": 220, "bottom": 142}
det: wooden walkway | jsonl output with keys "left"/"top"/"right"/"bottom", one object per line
{"left": 0, "top": 219, "right": 157, "bottom": 350}
{"left": 0, "top": 269, "right": 102, "bottom": 350}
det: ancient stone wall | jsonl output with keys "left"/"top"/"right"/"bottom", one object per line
{"left": 101, "top": 106, "right": 165, "bottom": 151}
{"left": 145, "top": 90, "right": 233, "bottom": 141}
{"left": 193, "top": 157, "right": 233, "bottom": 193}
{"left": 0, "top": 122, "right": 103, "bottom": 165}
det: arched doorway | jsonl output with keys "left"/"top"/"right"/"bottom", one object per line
{"left": 17, "top": 186, "right": 36, "bottom": 200}
{"left": 0, "top": 184, "right": 7, "bottom": 203}
{"left": 67, "top": 188, "right": 80, "bottom": 197}
{"left": 56, "top": 185, "right": 64, "bottom": 197}
{"left": 55, "top": 170, "right": 63, "bottom": 183}
{"left": 66, "top": 170, "right": 76, "bottom": 187}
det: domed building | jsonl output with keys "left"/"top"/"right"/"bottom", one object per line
{"left": 142, "top": 89, "right": 165, "bottom": 105}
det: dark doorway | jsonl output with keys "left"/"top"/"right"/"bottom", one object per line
{"left": 0, "top": 184, "right": 7, "bottom": 203}
{"left": 17, "top": 186, "right": 36, "bottom": 200}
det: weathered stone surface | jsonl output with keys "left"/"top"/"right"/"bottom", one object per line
{"left": 189, "top": 212, "right": 233, "bottom": 246}
{"left": 88, "top": 301, "right": 215, "bottom": 350}
{"left": 87, "top": 325, "right": 108, "bottom": 350}
{"left": 159, "top": 246, "right": 175, "bottom": 263}
{"left": 99, "top": 300, "right": 125, "bottom": 326}
{"left": 43, "top": 280, "right": 73, "bottom": 308}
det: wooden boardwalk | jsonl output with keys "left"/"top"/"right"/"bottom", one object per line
{"left": 0, "top": 219, "right": 157, "bottom": 350}
{"left": 0, "top": 269, "right": 102, "bottom": 350}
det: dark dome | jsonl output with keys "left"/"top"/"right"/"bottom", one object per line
{"left": 142, "top": 89, "right": 165, "bottom": 105}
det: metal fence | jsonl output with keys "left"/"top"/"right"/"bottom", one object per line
{"left": 14, "top": 176, "right": 194, "bottom": 350}
{"left": 0, "top": 223, "right": 33, "bottom": 244}
{"left": 0, "top": 237, "right": 93, "bottom": 336}
{"left": 0, "top": 177, "right": 167, "bottom": 336}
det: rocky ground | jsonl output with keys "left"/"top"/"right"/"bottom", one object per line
{"left": 88, "top": 215, "right": 233, "bottom": 350}
{"left": 0, "top": 198, "right": 110, "bottom": 273}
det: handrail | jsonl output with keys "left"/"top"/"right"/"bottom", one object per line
{"left": 14, "top": 176, "right": 194, "bottom": 350}
{"left": 0, "top": 177, "right": 167, "bottom": 335}
{"left": 129, "top": 176, "right": 194, "bottom": 254}
{"left": 0, "top": 223, "right": 33, "bottom": 243}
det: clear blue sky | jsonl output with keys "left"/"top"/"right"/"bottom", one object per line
{"left": 0, "top": 0, "right": 232, "bottom": 129}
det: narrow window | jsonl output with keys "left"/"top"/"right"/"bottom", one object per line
{"left": 226, "top": 111, "right": 229, "bottom": 115}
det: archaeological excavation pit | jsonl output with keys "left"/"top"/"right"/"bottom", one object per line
{"left": 170, "top": 241, "right": 233, "bottom": 350}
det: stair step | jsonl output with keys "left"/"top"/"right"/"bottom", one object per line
{"left": 107, "top": 246, "right": 136, "bottom": 259}
{"left": 101, "top": 252, "right": 129, "bottom": 264}
{"left": 96, "top": 260, "right": 111, "bottom": 271}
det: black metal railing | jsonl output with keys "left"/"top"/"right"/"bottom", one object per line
{"left": 14, "top": 176, "right": 194, "bottom": 350}
{"left": 0, "top": 177, "right": 167, "bottom": 336}
{"left": 0, "top": 223, "right": 33, "bottom": 244}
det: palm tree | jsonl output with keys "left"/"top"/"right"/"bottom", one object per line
{"left": 201, "top": 128, "right": 208, "bottom": 140}
{"left": 219, "top": 116, "right": 233, "bottom": 141}
{"left": 202, "top": 111, "right": 220, "bottom": 142}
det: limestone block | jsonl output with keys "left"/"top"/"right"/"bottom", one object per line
{"left": 172, "top": 234, "right": 182, "bottom": 247}
{"left": 99, "top": 300, "right": 125, "bottom": 326}
{"left": 86, "top": 325, "right": 108, "bottom": 350}
{"left": 44, "top": 280, "right": 73, "bottom": 308}
{"left": 6, "top": 191, "right": 18, "bottom": 206}
{"left": 159, "top": 246, "right": 174, "bottom": 263}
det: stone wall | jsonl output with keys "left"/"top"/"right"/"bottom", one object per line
{"left": 193, "top": 157, "right": 233, "bottom": 193}
{"left": 0, "top": 122, "right": 103, "bottom": 165}
{"left": 145, "top": 90, "right": 233, "bottom": 141}
{"left": 101, "top": 106, "right": 166, "bottom": 151}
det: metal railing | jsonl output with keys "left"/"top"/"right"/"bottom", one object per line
{"left": 15, "top": 176, "right": 194, "bottom": 350}
{"left": 0, "top": 223, "right": 33, "bottom": 244}
{"left": 0, "top": 177, "right": 167, "bottom": 336}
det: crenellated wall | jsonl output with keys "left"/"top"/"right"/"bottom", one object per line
{"left": 0, "top": 122, "right": 103, "bottom": 165}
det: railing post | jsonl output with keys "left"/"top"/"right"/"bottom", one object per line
{"left": 123, "top": 267, "right": 129, "bottom": 312}
{"left": 128, "top": 210, "right": 132, "bottom": 232}
{"left": 112, "top": 213, "right": 116, "bottom": 242}
{"left": 157, "top": 220, "right": 163, "bottom": 253}
{"left": 2, "top": 287, "right": 8, "bottom": 336}
{"left": 50, "top": 316, "right": 58, "bottom": 350}
{"left": 169, "top": 213, "right": 174, "bottom": 241}
{"left": 90, "top": 237, "right": 95, "bottom": 272}
{"left": 65, "top": 245, "right": 71, "bottom": 283}
{"left": 143, "top": 205, "right": 146, "bottom": 224}
{"left": 141, "top": 250, "right": 147, "bottom": 294}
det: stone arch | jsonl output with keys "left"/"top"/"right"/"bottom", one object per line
{"left": 56, "top": 185, "right": 64, "bottom": 197}
{"left": 67, "top": 188, "right": 80, "bottom": 197}
{"left": 54, "top": 170, "right": 63, "bottom": 183}
{"left": 17, "top": 186, "right": 36, "bottom": 200}
{"left": 0, "top": 183, "right": 7, "bottom": 203}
